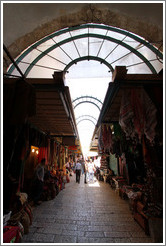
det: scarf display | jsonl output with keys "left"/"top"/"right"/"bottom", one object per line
{"left": 119, "top": 88, "right": 157, "bottom": 144}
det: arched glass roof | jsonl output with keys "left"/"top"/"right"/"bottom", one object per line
{"left": 6, "top": 23, "right": 163, "bottom": 156}
{"left": 7, "top": 23, "right": 162, "bottom": 78}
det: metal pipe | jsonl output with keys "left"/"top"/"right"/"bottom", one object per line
{"left": 3, "top": 44, "right": 25, "bottom": 78}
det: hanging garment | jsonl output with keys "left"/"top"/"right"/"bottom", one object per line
{"left": 38, "top": 147, "right": 48, "bottom": 164}
{"left": 131, "top": 89, "right": 145, "bottom": 141}
{"left": 98, "top": 125, "right": 104, "bottom": 152}
{"left": 131, "top": 88, "right": 157, "bottom": 143}
{"left": 143, "top": 89, "right": 157, "bottom": 143}
{"left": 3, "top": 226, "right": 22, "bottom": 243}
{"left": 108, "top": 125, "right": 113, "bottom": 152}
{"left": 119, "top": 88, "right": 157, "bottom": 144}
{"left": 119, "top": 89, "right": 135, "bottom": 140}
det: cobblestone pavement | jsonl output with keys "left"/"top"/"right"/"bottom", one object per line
{"left": 22, "top": 174, "right": 154, "bottom": 244}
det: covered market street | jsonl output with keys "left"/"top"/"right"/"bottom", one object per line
{"left": 22, "top": 174, "right": 153, "bottom": 244}
{"left": 3, "top": 3, "right": 163, "bottom": 244}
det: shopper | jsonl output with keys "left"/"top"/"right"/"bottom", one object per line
{"left": 88, "top": 159, "right": 95, "bottom": 183}
{"left": 84, "top": 161, "right": 88, "bottom": 184}
{"left": 75, "top": 159, "right": 82, "bottom": 183}
{"left": 32, "top": 158, "right": 45, "bottom": 205}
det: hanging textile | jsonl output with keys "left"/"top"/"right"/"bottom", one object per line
{"left": 108, "top": 125, "right": 113, "bottom": 152}
{"left": 47, "top": 138, "right": 50, "bottom": 165}
{"left": 120, "top": 153, "right": 129, "bottom": 184}
{"left": 49, "top": 139, "right": 55, "bottom": 166}
{"left": 119, "top": 89, "right": 135, "bottom": 140}
{"left": 38, "top": 147, "right": 48, "bottom": 164}
{"left": 52, "top": 142, "right": 58, "bottom": 167}
{"left": 113, "top": 122, "right": 126, "bottom": 154}
{"left": 143, "top": 89, "right": 157, "bottom": 143}
{"left": 131, "top": 89, "right": 145, "bottom": 141}
{"left": 102, "top": 124, "right": 108, "bottom": 150}
{"left": 119, "top": 88, "right": 157, "bottom": 144}
{"left": 98, "top": 125, "right": 104, "bottom": 153}
{"left": 103, "top": 125, "right": 113, "bottom": 153}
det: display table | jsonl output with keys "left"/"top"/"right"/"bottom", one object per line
{"left": 148, "top": 217, "right": 163, "bottom": 243}
{"left": 133, "top": 201, "right": 149, "bottom": 235}
{"left": 112, "top": 177, "right": 127, "bottom": 194}
{"left": 112, "top": 177, "right": 127, "bottom": 189}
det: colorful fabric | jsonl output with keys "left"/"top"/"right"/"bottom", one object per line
{"left": 119, "top": 88, "right": 157, "bottom": 143}
{"left": 119, "top": 89, "right": 135, "bottom": 139}
{"left": 3, "top": 226, "right": 21, "bottom": 243}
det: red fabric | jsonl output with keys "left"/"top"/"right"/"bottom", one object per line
{"left": 38, "top": 147, "right": 48, "bottom": 164}
{"left": 108, "top": 125, "right": 113, "bottom": 152}
{"left": 119, "top": 88, "right": 157, "bottom": 143}
{"left": 47, "top": 139, "right": 50, "bottom": 164}
{"left": 102, "top": 125, "right": 107, "bottom": 148}
{"left": 131, "top": 89, "right": 145, "bottom": 141}
{"left": 3, "top": 226, "right": 21, "bottom": 243}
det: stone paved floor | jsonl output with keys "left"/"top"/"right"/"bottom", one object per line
{"left": 22, "top": 174, "right": 154, "bottom": 244}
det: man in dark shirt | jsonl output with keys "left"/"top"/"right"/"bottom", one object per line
{"left": 32, "top": 158, "right": 46, "bottom": 205}
{"left": 75, "top": 160, "right": 82, "bottom": 183}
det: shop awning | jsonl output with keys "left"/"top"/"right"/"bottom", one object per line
{"left": 4, "top": 72, "right": 79, "bottom": 138}
{"left": 91, "top": 66, "right": 163, "bottom": 147}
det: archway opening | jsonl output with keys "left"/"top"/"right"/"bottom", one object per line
{"left": 65, "top": 60, "right": 111, "bottom": 156}
{"left": 6, "top": 23, "right": 163, "bottom": 156}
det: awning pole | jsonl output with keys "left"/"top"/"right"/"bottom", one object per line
{"left": 3, "top": 44, "right": 25, "bottom": 79}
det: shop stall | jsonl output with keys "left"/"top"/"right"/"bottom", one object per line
{"left": 92, "top": 66, "right": 163, "bottom": 242}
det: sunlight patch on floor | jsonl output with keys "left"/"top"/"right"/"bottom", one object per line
{"left": 88, "top": 181, "right": 100, "bottom": 187}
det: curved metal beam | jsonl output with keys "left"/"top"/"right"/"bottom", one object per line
{"left": 7, "top": 23, "right": 162, "bottom": 75}
{"left": 8, "top": 24, "right": 162, "bottom": 75}
{"left": 73, "top": 96, "right": 103, "bottom": 105}
{"left": 76, "top": 115, "right": 98, "bottom": 122}
{"left": 74, "top": 101, "right": 101, "bottom": 111}
{"left": 77, "top": 118, "right": 96, "bottom": 126}
{"left": 64, "top": 56, "right": 113, "bottom": 72}
{"left": 23, "top": 34, "right": 157, "bottom": 76}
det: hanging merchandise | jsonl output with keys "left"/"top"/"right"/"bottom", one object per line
{"left": 108, "top": 125, "right": 113, "bottom": 152}
{"left": 47, "top": 138, "right": 50, "bottom": 165}
{"left": 102, "top": 124, "right": 108, "bottom": 151}
{"left": 98, "top": 124, "right": 113, "bottom": 154}
{"left": 65, "top": 147, "right": 68, "bottom": 158}
{"left": 102, "top": 124, "right": 113, "bottom": 153}
{"left": 100, "top": 155, "right": 108, "bottom": 170}
{"left": 38, "top": 147, "right": 48, "bottom": 164}
{"left": 130, "top": 89, "right": 145, "bottom": 141}
{"left": 98, "top": 125, "right": 104, "bottom": 153}
{"left": 120, "top": 153, "right": 129, "bottom": 184}
{"left": 52, "top": 141, "right": 57, "bottom": 167}
{"left": 49, "top": 139, "right": 54, "bottom": 166}
{"left": 119, "top": 88, "right": 157, "bottom": 144}
{"left": 114, "top": 122, "right": 122, "bottom": 139}
{"left": 143, "top": 90, "right": 157, "bottom": 143}
{"left": 119, "top": 89, "right": 135, "bottom": 140}
{"left": 113, "top": 122, "right": 127, "bottom": 155}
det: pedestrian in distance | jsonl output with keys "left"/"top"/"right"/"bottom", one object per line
{"left": 75, "top": 159, "right": 82, "bottom": 184}
{"left": 32, "top": 158, "right": 46, "bottom": 205}
{"left": 84, "top": 160, "right": 88, "bottom": 183}
{"left": 88, "top": 159, "right": 95, "bottom": 183}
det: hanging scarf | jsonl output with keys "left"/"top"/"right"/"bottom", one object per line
{"left": 119, "top": 88, "right": 157, "bottom": 144}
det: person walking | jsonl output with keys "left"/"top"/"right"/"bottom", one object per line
{"left": 84, "top": 160, "right": 88, "bottom": 184}
{"left": 75, "top": 159, "right": 82, "bottom": 184}
{"left": 88, "top": 159, "right": 95, "bottom": 183}
{"left": 32, "top": 158, "right": 46, "bottom": 205}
